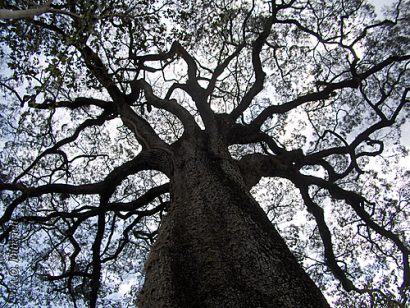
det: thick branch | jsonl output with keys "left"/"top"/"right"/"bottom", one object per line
{"left": 237, "top": 153, "right": 287, "bottom": 189}
{"left": 242, "top": 149, "right": 409, "bottom": 290}
{"left": 79, "top": 45, "right": 175, "bottom": 150}
{"left": 251, "top": 78, "right": 361, "bottom": 128}
{"left": 17, "top": 183, "right": 169, "bottom": 223}
{"left": 30, "top": 97, "right": 112, "bottom": 110}
{"left": 116, "top": 103, "right": 170, "bottom": 150}
{"left": 227, "top": 125, "right": 285, "bottom": 155}
{"left": 0, "top": 1, "right": 81, "bottom": 20}
{"left": 89, "top": 196, "right": 107, "bottom": 308}
{"left": 14, "top": 111, "right": 114, "bottom": 183}
{"left": 230, "top": 17, "right": 273, "bottom": 120}
{"left": 294, "top": 173, "right": 410, "bottom": 289}
{"left": 109, "top": 183, "right": 169, "bottom": 216}
{"left": 302, "top": 88, "right": 409, "bottom": 179}
{"left": 133, "top": 79, "right": 199, "bottom": 134}
{"left": 251, "top": 55, "right": 410, "bottom": 129}
{"left": 297, "top": 184, "right": 356, "bottom": 291}
{"left": 0, "top": 1, "right": 52, "bottom": 19}
{"left": 79, "top": 45, "right": 123, "bottom": 100}
{"left": 206, "top": 43, "right": 246, "bottom": 96}
{"left": 1, "top": 149, "right": 171, "bottom": 228}
{"left": 135, "top": 42, "right": 216, "bottom": 131}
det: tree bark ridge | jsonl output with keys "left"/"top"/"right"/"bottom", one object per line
{"left": 138, "top": 146, "right": 329, "bottom": 307}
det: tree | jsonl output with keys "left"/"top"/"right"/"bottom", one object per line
{"left": 0, "top": 0, "right": 409, "bottom": 306}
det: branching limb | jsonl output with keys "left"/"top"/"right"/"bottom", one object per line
{"left": 110, "top": 183, "right": 169, "bottom": 218}
{"left": 89, "top": 195, "right": 107, "bottom": 307}
{"left": 230, "top": 17, "right": 273, "bottom": 121}
{"left": 237, "top": 149, "right": 409, "bottom": 291}
{"left": 70, "top": 44, "right": 170, "bottom": 150}
{"left": 0, "top": 1, "right": 83, "bottom": 20}
{"left": 78, "top": 46, "right": 123, "bottom": 100}
{"left": 20, "top": 182, "right": 169, "bottom": 304}
{"left": 102, "top": 201, "right": 169, "bottom": 264}
{"left": 28, "top": 97, "right": 113, "bottom": 111}
{"left": 237, "top": 153, "right": 287, "bottom": 189}
{"left": 302, "top": 87, "right": 409, "bottom": 179}
{"left": 206, "top": 43, "right": 246, "bottom": 97}
{"left": 116, "top": 103, "right": 171, "bottom": 150}
{"left": 0, "top": 149, "right": 171, "bottom": 231}
{"left": 131, "top": 79, "right": 199, "bottom": 134}
{"left": 0, "top": 1, "right": 52, "bottom": 20}
{"left": 293, "top": 173, "right": 410, "bottom": 290}
{"left": 250, "top": 56, "right": 410, "bottom": 129}
{"left": 296, "top": 183, "right": 357, "bottom": 291}
{"left": 13, "top": 110, "right": 115, "bottom": 183}
{"left": 227, "top": 125, "right": 285, "bottom": 155}
{"left": 134, "top": 42, "right": 216, "bottom": 130}
{"left": 16, "top": 183, "right": 169, "bottom": 223}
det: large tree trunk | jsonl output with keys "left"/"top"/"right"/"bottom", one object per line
{"left": 138, "top": 141, "right": 329, "bottom": 307}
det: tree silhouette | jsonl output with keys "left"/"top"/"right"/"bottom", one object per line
{"left": 0, "top": 0, "right": 409, "bottom": 307}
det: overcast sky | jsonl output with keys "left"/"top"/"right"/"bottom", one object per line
{"left": 369, "top": 0, "right": 394, "bottom": 16}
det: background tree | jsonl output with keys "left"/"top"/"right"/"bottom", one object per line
{"left": 0, "top": 0, "right": 409, "bottom": 306}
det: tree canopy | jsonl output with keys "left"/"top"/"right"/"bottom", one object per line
{"left": 0, "top": 0, "right": 409, "bottom": 306}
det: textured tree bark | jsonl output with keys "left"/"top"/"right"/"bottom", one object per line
{"left": 0, "top": 1, "right": 52, "bottom": 20}
{"left": 138, "top": 142, "right": 329, "bottom": 308}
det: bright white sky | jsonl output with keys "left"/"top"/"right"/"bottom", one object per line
{"left": 369, "top": 0, "right": 391, "bottom": 15}
{"left": 368, "top": 0, "right": 410, "bottom": 166}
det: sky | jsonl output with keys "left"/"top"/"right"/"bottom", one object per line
{"left": 368, "top": 0, "right": 410, "bottom": 166}
{"left": 369, "top": 0, "right": 391, "bottom": 15}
